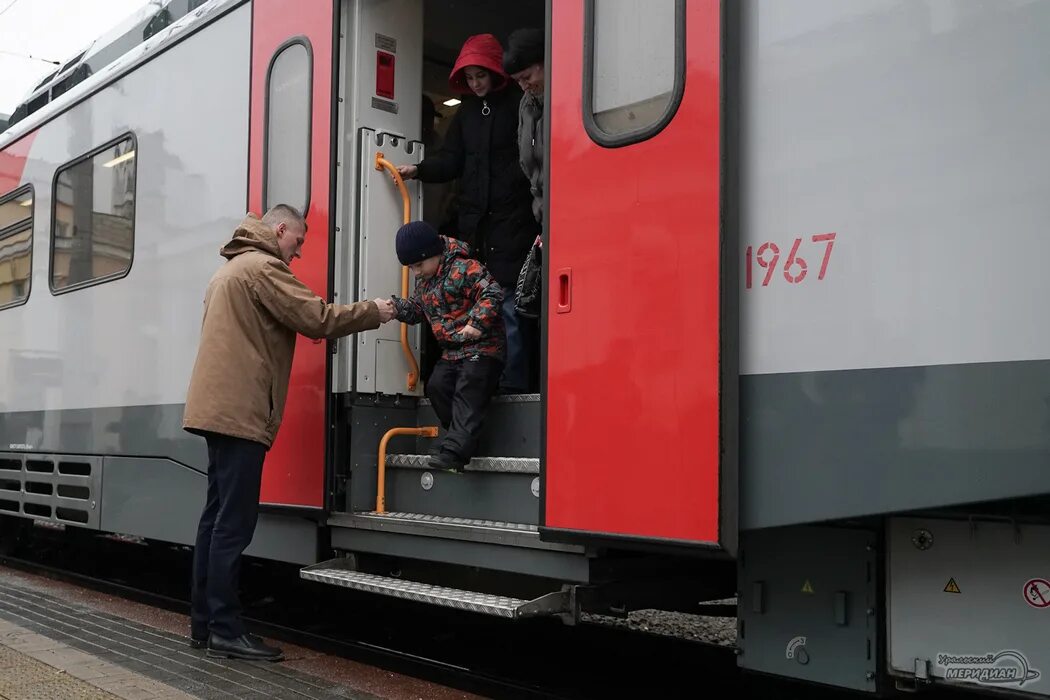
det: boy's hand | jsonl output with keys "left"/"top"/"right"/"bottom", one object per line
{"left": 460, "top": 323, "right": 482, "bottom": 340}
{"left": 373, "top": 298, "right": 396, "bottom": 323}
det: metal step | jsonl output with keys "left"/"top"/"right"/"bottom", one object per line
{"left": 300, "top": 560, "right": 570, "bottom": 619}
{"left": 328, "top": 511, "right": 584, "bottom": 553}
{"left": 418, "top": 393, "right": 539, "bottom": 406}
{"left": 386, "top": 454, "right": 539, "bottom": 474}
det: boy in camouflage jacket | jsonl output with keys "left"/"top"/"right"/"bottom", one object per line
{"left": 391, "top": 221, "right": 505, "bottom": 472}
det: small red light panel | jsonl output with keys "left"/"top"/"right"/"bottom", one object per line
{"left": 376, "top": 51, "right": 395, "bottom": 99}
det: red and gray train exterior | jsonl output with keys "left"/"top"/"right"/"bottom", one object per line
{"left": 1, "top": 0, "right": 1048, "bottom": 696}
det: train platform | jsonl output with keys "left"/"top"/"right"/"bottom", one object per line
{"left": 0, "top": 566, "right": 480, "bottom": 700}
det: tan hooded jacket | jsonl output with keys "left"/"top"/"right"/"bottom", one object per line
{"left": 182, "top": 214, "right": 380, "bottom": 447}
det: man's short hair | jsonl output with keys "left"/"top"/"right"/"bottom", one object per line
{"left": 262, "top": 204, "right": 307, "bottom": 232}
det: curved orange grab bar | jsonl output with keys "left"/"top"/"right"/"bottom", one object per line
{"left": 376, "top": 426, "right": 439, "bottom": 513}
{"left": 374, "top": 151, "right": 420, "bottom": 392}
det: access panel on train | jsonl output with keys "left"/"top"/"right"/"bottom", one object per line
{"left": 542, "top": 0, "right": 734, "bottom": 551}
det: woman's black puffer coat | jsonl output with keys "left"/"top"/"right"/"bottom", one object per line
{"left": 415, "top": 84, "right": 539, "bottom": 289}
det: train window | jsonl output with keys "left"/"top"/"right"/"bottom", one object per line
{"left": 50, "top": 134, "right": 136, "bottom": 294}
{"left": 0, "top": 185, "right": 34, "bottom": 309}
{"left": 264, "top": 37, "right": 312, "bottom": 215}
{"left": 583, "top": 0, "right": 685, "bottom": 147}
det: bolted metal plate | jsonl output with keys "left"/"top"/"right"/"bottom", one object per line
{"left": 386, "top": 454, "right": 539, "bottom": 474}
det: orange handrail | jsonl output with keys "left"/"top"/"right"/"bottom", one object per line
{"left": 376, "top": 426, "right": 439, "bottom": 513}
{"left": 374, "top": 151, "right": 419, "bottom": 392}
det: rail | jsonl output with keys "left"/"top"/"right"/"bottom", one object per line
{"left": 374, "top": 151, "right": 420, "bottom": 392}
{"left": 376, "top": 426, "right": 439, "bottom": 513}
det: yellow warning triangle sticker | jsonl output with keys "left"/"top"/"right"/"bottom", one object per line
{"left": 801, "top": 579, "right": 814, "bottom": 594}
{"left": 944, "top": 577, "right": 961, "bottom": 594}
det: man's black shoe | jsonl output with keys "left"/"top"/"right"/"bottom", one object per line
{"left": 189, "top": 636, "right": 207, "bottom": 649}
{"left": 428, "top": 450, "right": 466, "bottom": 473}
{"left": 206, "top": 633, "right": 283, "bottom": 661}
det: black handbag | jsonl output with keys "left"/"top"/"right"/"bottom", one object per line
{"left": 514, "top": 240, "right": 542, "bottom": 319}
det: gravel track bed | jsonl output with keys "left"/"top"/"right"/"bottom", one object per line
{"left": 582, "top": 598, "right": 738, "bottom": 646}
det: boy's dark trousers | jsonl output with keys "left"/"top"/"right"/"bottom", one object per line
{"left": 190, "top": 432, "right": 266, "bottom": 641}
{"left": 425, "top": 354, "right": 504, "bottom": 461}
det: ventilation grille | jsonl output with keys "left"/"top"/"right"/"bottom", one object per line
{"left": 0, "top": 453, "right": 101, "bottom": 529}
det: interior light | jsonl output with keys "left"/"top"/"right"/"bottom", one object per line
{"left": 19, "top": 198, "right": 32, "bottom": 207}
{"left": 102, "top": 150, "right": 136, "bottom": 168}
{"left": 442, "top": 98, "right": 461, "bottom": 107}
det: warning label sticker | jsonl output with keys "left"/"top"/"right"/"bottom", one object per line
{"left": 1023, "top": 579, "right": 1050, "bottom": 608}
{"left": 944, "top": 578, "right": 961, "bottom": 594}
{"left": 801, "top": 580, "right": 814, "bottom": 594}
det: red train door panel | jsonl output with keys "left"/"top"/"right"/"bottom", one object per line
{"left": 248, "top": 0, "right": 335, "bottom": 508}
{"left": 543, "top": 0, "right": 733, "bottom": 549}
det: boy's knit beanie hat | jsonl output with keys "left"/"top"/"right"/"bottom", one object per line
{"left": 396, "top": 220, "right": 444, "bottom": 265}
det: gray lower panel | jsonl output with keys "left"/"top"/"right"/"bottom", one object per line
{"left": 888, "top": 516, "right": 1050, "bottom": 696}
{"left": 384, "top": 468, "right": 539, "bottom": 524}
{"left": 0, "top": 404, "right": 206, "bottom": 472}
{"left": 99, "top": 456, "right": 317, "bottom": 565}
{"left": 737, "top": 525, "right": 878, "bottom": 693}
{"left": 742, "top": 360, "right": 1050, "bottom": 529}
{"left": 331, "top": 527, "right": 591, "bottom": 582}
{"left": 100, "top": 456, "right": 200, "bottom": 543}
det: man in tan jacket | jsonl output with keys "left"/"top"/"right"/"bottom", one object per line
{"left": 182, "top": 204, "right": 394, "bottom": 661}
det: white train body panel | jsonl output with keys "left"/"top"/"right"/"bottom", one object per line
{"left": 0, "top": 3, "right": 250, "bottom": 417}
{"left": 739, "top": 0, "right": 1050, "bottom": 377}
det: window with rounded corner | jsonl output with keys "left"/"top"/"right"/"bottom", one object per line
{"left": 584, "top": 0, "right": 685, "bottom": 147}
{"left": 264, "top": 38, "right": 312, "bottom": 216}
{"left": 50, "top": 134, "right": 136, "bottom": 294}
{"left": 0, "top": 185, "right": 34, "bottom": 309}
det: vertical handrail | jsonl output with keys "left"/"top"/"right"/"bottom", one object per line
{"left": 376, "top": 426, "right": 439, "bottom": 513}
{"left": 374, "top": 151, "right": 419, "bottom": 392}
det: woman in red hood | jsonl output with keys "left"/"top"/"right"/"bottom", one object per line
{"left": 398, "top": 33, "right": 539, "bottom": 394}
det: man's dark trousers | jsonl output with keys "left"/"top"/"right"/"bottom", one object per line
{"left": 425, "top": 354, "right": 504, "bottom": 460}
{"left": 190, "top": 432, "right": 266, "bottom": 640}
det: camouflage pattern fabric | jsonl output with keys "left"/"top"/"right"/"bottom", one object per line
{"left": 392, "top": 236, "right": 505, "bottom": 361}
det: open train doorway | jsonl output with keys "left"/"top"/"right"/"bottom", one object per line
{"left": 414, "top": 0, "right": 546, "bottom": 390}
{"left": 331, "top": 0, "right": 549, "bottom": 525}
{"left": 333, "top": 0, "right": 545, "bottom": 399}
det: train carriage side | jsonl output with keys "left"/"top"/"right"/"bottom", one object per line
{"left": 731, "top": 1, "right": 1050, "bottom": 698}
{"left": 0, "top": 0, "right": 327, "bottom": 563}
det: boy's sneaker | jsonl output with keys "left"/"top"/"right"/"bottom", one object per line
{"left": 429, "top": 450, "right": 466, "bottom": 473}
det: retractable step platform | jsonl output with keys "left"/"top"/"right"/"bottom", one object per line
{"left": 300, "top": 560, "right": 572, "bottom": 619}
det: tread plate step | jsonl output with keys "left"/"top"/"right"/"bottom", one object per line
{"left": 327, "top": 511, "right": 585, "bottom": 553}
{"left": 300, "top": 562, "right": 570, "bottom": 619}
{"left": 419, "top": 393, "right": 539, "bottom": 406}
{"left": 359, "top": 511, "right": 537, "bottom": 531}
{"left": 386, "top": 454, "right": 538, "bottom": 474}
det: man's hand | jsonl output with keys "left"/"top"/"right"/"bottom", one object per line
{"left": 460, "top": 323, "right": 482, "bottom": 340}
{"left": 395, "top": 165, "right": 418, "bottom": 181}
{"left": 373, "top": 298, "right": 396, "bottom": 323}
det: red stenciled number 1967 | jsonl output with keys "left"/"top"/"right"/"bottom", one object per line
{"left": 745, "top": 232, "right": 837, "bottom": 289}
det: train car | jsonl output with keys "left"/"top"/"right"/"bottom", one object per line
{"left": 2, "top": 0, "right": 1049, "bottom": 697}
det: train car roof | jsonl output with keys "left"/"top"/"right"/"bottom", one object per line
{"left": 0, "top": 0, "right": 244, "bottom": 152}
